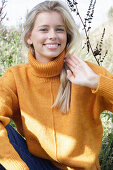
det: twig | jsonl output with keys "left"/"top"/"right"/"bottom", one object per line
{"left": 0, "top": 0, "right": 7, "bottom": 23}
{"left": 66, "top": 0, "right": 107, "bottom": 66}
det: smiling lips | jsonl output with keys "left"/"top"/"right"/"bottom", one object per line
{"left": 43, "top": 43, "right": 60, "bottom": 49}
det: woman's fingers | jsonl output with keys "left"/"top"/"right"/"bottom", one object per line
{"left": 66, "top": 54, "right": 80, "bottom": 65}
{"left": 66, "top": 58, "right": 77, "bottom": 68}
{"left": 67, "top": 70, "right": 72, "bottom": 77}
{"left": 66, "top": 61, "right": 76, "bottom": 73}
{"left": 65, "top": 55, "right": 84, "bottom": 74}
{"left": 65, "top": 54, "right": 86, "bottom": 69}
{"left": 65, "top": 54, "right": 99, "bottom": 89}
{"left": 67, "top": 70, "right": 75, "bottom": 83}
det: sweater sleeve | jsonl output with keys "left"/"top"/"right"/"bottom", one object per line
{"left": 0, "top": 69, "right": 29, "bottom": 169}
{"left": 92, "top": 68, "right": 113, "bottom": 112}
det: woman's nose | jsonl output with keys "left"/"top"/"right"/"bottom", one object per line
{"left": 48, "top": 30, "right": 57, "bottom": 40}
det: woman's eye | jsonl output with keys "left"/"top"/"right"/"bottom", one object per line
{"left": 39, "top": 28, "right": 48, "bottom": 32}
{"left": 56, "top": 28, "right": 65, "bottom": 32}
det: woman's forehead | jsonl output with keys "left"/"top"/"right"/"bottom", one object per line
{"left": 34, "top": 11, "right": 65, "bottom": 26}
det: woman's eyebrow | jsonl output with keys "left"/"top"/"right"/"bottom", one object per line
{"left": 56, "top": 25, "right": 65, "bottom": 27}
{"left": 38, "top": 25, "right": 49, "bottom": 28}
{"left": 38, "top": 24, "right": 65, "bottom": 28}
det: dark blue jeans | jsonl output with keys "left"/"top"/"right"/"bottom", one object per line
{"left": 0, "top": 124, "right": 60, "bottom": 170}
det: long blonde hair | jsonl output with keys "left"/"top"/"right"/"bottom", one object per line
{"left": 23, "top": 0, "right": 80, "bottom": 113}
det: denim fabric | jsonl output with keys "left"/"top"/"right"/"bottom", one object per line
{"left": 0, "top": 124, "right": 61, "bottom": 170}
{"left": 0, "top": 164, "right": 5, "bottom": 170}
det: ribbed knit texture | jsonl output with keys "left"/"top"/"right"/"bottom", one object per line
{"left": 29, "top": 49, "right": 65, "bottom": 77}
{"left": 0, "top": 50, "right": 113, "bottom": 170}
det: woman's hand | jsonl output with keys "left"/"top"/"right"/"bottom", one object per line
{"left": 65, "top": 54, "right": 99, "bottom": 89}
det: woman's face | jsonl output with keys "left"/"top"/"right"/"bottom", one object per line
{"left": 27, "top": 11, "right": 67, "bottom": 63}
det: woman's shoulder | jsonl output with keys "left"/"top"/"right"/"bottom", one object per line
{"left": 1, "top": 63, "right": 31, "bottom": 79}
{"left": 6, "top": 63, "right": 30, "bottom": 73}
{"left": 9, "top": 62, "right": 29, "bottom": 70}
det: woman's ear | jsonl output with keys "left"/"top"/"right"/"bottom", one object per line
{"left": 26, "top": 33, "right": 33, "bottom": 45}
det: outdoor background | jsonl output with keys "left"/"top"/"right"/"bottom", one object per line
{"left": 0, "top": 0, "right": 113, "bottom": 169}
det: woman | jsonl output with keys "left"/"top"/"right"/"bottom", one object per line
{"left": 0, "top": 1, "right": 113, "bottom": 170}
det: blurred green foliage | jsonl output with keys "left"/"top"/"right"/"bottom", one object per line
{"left": 100, "top": 111, "right": 113, "bottom": 169}
{"left": 0, "top": 26, "right": 26, "bottom": 75}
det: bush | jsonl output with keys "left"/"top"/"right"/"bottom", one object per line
{"left": 99, "top": 111, "right": 113, "bottom": 169}
{"left": 0, "top": 25, "right": 26, "bottom": 75}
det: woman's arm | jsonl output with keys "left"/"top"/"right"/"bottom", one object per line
{"left": 65, "top": 54, "right": 113, "bottom": 112}
{"left": 0, "top": 69, "right": 29, "bottom": 169}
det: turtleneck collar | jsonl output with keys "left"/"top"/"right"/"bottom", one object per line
{"left": 28, "top": 49, "right": 65, "bottom": 78}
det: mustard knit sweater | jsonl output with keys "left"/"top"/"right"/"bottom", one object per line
{"left": 0, "top": 50, "right": 113, "bottom": 170}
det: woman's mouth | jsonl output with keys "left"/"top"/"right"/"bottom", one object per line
{"left": 43, "top": 43, "right": 60, "bottom": 49}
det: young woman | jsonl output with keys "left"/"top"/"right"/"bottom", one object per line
{"left": 0, "top": 1, "right": 113, "bottom": 170}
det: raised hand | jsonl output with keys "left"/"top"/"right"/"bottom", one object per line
{"left": 65, "top": 54, "right": 99, "bottom": 89}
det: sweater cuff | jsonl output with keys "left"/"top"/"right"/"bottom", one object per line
{"left": 91, "top": 74, "right": 113, "bottom": 100}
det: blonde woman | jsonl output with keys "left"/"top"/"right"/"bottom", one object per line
{"left": 0, "top": 1, "right": 113, "bottom": 170}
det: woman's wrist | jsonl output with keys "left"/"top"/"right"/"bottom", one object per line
{"left": 90, "top": 74, "right": 99, "bottom": 90}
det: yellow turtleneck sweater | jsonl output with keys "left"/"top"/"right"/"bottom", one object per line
{"left": 0, "top": 50, "right": 113, "bottom": 170}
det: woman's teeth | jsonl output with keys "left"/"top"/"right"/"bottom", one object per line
{"left": 45, "top": 44, "right": 59, "bottom": 48}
